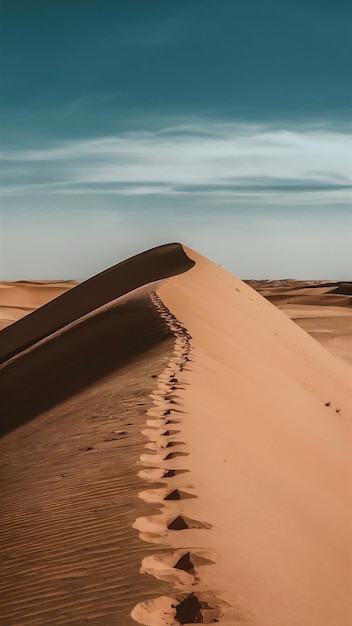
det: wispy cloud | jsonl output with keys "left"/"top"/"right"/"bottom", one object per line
{"left": 1, "top": 122, "right": 351, "bottom": 206}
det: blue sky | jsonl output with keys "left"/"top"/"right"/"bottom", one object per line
{"left": 0, "top": 0, "right": 351, "bottom": 279}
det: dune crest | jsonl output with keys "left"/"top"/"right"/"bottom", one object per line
{"left": 0, "top": 243, "right": 194, "bottom": 365}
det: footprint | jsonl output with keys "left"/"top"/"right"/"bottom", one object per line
{"left": 167, "top": 515, "right": 211, "bottom": 530}
{"left": 164, "top": 489, "right": 197, "bottom": 501}
{"left": 175, "top": 593, "right": 201, "bottom": 623}
{"left": 174, "top": 552, "right": 195, "bottom": 573}
{"left": 163, "top": 469, "right": 190, "bottom": 478}
{"left": 162, "top": 430, "right": 181, "bottom": 436}
{"left": 174, "top": 593, "right": 221, "bottom": 624}
{"left": 164, "top": 451, "right": 189, "bottom": 460}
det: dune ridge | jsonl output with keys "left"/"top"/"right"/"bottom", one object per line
{"left": 2, "top": 271, "right": 350, "bottom": 368}
{"left": 0, "top": 244, "right": 194, "bottom": 438}
{"left": 0, "top": 243, "right": 194, "bottom": 366}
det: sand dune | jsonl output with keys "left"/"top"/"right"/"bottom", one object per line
{"left": 247, "top": 280, "right": 352, "bottom": 365}
{"left": 0, "top": 281, "right": 77, "bottom": 330}
{"left": 0, "top": 243, "right": 194, "bottom": 365}
{"left": 1, "top": 244, "right": 351, "bottom": 625}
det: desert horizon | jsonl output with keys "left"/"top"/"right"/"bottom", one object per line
{"left": 2, "top": 270, "right": 351, "bottom": 366}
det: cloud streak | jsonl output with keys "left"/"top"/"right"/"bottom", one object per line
{"left": 1, "top": 122, "right": 351, "bottom": 207}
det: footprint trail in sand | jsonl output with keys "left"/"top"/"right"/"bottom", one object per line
{"left": 131, "top": 291, "right": 222, "bottom": 625}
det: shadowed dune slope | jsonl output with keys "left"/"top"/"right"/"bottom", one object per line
{"left": 0, "top": 244, "right": 194, "bottom": 437}
{"left": 0, "top": 243, "right": 194, "bottom": 365}
{"left": 0, "top": 318, "right": 176, "bottom": 626}
{"left": 0, "top": 281, "right": 77, "bottom": 330}
{"left": 0, "top": 245, "right": 198, "bottom": 624}
{"left": 331, "top": 282, "right": 352, "bottom": 295}
{"left": 0, "top": 290, "right": 170, "bottom": 437}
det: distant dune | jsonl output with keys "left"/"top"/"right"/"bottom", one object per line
{"left": 1, "top": 244, "right": 351, "bottom": 625}
{"left": 0, "top": 281, "right": 78, "bottom": 331}
{"left": 247, "top": 279, "right": 352, "bottom": 366}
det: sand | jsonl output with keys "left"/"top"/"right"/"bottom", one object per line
{"left": 0, "top": 337, "right": 176, "bottom": 626}
{"left": 1, "top": 244, "right": 351, "bottom": 625}
{"left": 2, "top": 276, "right": 350, "bottom": 366}
{"left": 247, "top": 279, "right": 352, "bottom": 366}
{"left": 0, "top": 243, "right": 194, "bottom": 366}
{"left": 0, "top": 281, "right": 77, "bottom": 331}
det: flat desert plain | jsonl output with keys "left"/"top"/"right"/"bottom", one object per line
{"left": 0, "top": 244, "right": 351, "bottom": 626}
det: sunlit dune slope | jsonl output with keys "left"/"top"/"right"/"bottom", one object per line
{"left": 155, "top": 247, "right": 352, "bottom": 626}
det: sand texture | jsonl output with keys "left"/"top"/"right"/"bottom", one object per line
{"left": 1, "top": 336, "right": 175, "bottom": 625}
{"left": 1, "top": 244, "right": 351, "bottom": 625}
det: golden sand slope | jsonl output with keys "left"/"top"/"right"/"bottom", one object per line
{"left": 136, "top": 248, "right": 351, "bottom": 625}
